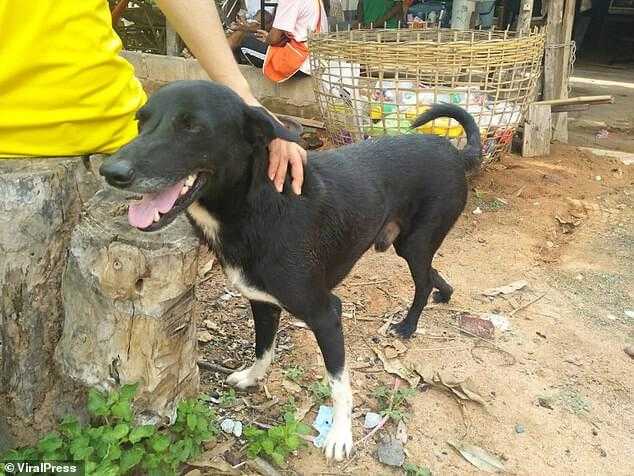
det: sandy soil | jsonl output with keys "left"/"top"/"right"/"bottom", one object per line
{"left": 194, "top": 144, "right": 633, "bottom": 475}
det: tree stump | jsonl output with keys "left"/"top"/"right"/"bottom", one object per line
{"left": 1, "top": 157, "right": 201, "bottom": 452}
{"left": 55, "top": 188, "right": 200, "bottom": 425}
{"left": 0, "top": 157, "right": 100, "bottom": 451}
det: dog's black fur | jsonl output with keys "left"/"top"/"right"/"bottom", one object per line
{"left": 100, "top": 80, "right": 481, "bottom": 459}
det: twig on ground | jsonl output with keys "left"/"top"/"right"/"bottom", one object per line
{"left": 377, "top": 286, "right": 408, "bottom": 305}
{"left": 197, "top": 360, "right": 243, "bottom": 374}
{"left": 246, "top": 457, "right": 283, "bottom": 476}
{"left": 348, "top": 279, "right": 389, "bottom": 287}
{"left": 447, "top": 323, "right": 496, "bottom": 346}
{"left": 509, "top": 293, "right": 546, "bottom": 316}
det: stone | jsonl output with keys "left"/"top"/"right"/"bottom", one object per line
{"left": 377, "top": 436, "right": 405, "bottom": 467}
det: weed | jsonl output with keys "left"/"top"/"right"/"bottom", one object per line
{"left": 218, "top": 388, "right": 237, "bottom": 408}
{"left": 372, "top": 385, "right": 417, "bottom": 422}
{"left": 404, "top": 462, "right": 432, "bottom": 476}
{"left": 244, "top": 413, "right": 311, "bottom": 466}
{"left": 284, "top": 366, "right": 305, "bottom": 383}
{"left": 0, "top": 383, "right": 218, "bottom": 476}
{"left": 309, "top": 380, "right": 332, "bottom": 404}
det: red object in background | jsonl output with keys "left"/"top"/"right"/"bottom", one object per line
{"left": 111, "top": 0, "right": 128, "bottom": 26}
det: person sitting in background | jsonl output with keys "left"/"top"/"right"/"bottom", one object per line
{"left": 233, "top": 0, "right": 328, "bottom": 78}
{"left": 356, "top": 0, "right": 403, "bottom": 28}
{"left": 226, "top": 10, "right": 274, "bottom": 65}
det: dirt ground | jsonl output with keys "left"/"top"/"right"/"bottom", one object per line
{"left": 568, "top": 63, "right": 634, "bottom": 154}
{"left": 192, "top": 143, "right": 633, "bottom": 476}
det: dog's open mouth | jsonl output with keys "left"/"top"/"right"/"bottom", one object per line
{"left": 128, "top": 173, "right": 207, "bottom": 231}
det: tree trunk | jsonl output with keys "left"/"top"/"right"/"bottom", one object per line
{"left": 0, "top": 156, "right": 100, "bottom": 451}
{"left": 1, "top": 157, "right": 201, "bottom": 451}
{"left": 55, "top": 188, "right": 200, "bottom": 426}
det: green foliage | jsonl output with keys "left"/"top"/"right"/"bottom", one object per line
{"left": 0, "top": 383, "right": 218, "bottom": 476}
{"left": 243, "top": 413, "right": 311, "bottom": 467}
{"left": 372, "top": 385, "right": 417, "bottom": 422}
{"left": 404, "top": 462, "right": 432, "bottom": 476}
{"left": 218, "top": 388, "right": 238, "bottom": 408}
{"left": 283, "top": 365, "right": 305, "bottom": 383}
{"left": 309, "top": 379, "right": 332, "bottom": 404}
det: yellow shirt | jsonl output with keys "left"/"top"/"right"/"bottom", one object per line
{"left": 0, "top": 0, "right": 146, "bottom": 157}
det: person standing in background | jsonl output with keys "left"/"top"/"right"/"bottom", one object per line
{"left": 356, "top": 0, "right": 403, "bottom": 28}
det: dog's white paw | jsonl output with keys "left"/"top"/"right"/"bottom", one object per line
{"left": 226, "top": 367, "right": 260, "bottom": 389}
{"left": 323, "top": 425, "right": 353, "bottom": 461}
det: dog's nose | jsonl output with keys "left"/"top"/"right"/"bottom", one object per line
{"left": 99, "top": 160, "right": 135, "bottom": 187}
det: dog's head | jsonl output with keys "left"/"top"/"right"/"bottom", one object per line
{"left": 99, "top": 80, "right": 298, "bottom": 231}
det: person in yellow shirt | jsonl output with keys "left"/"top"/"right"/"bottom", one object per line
{"left": 0, "top": 0, "right": 305, "bottom": 194}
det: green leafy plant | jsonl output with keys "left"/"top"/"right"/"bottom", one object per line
{"left": 404, "top": 462, "right": 432, "bottom": 476}
{"left": 0, "top": 384, "right": 218, "bottom": 476}
{"left": 309, "top": 379, "right": 331, "bottom": 404}
{"left": 373, "top": 385, "right": 416, "bottom": 422}
{"left": 283, "top": 365, "right": 305, "bottom": 383}
{"left": 218, "top": 388, "right": 238, "bottom": 408}
{"left": 243, "top": 413, "right": 311, "bottom": 466}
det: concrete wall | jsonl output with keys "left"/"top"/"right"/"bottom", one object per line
{"left": 121, "top": 51, "right": 319, "bottom": 117}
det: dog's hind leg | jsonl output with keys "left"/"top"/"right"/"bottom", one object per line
{"left": 390, "top": 210, "right": 457, "bottom": 338}
{"left": 227, "top": 301, "right": 280, "bottom": 389}
{"left": 390, "top": 246, "right": 434, "bottom": 338}
{"left": 431, "top": 268, "right": 453, "bottom": 303}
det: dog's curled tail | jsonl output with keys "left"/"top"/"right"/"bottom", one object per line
{"left": 411, "top": 104, "right": 482, "bottom": 172}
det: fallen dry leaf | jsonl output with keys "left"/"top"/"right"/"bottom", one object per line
{"left": 457, "top": 314, "right": 495, "bottom": 339}
{"left": 188, "top": 440, "right": 239, "bottom": 474}
{"left": 413, "top": 364, "right": 486, "bottom": 405}
{"left": 383, "top": 340, "right": 408, "bottom": 359}
{"left": 447, "top": 440, "right": 505, "bottom": 473}
{"left": 282, "top": 378, "right": 303, "bottom": 394}
{"left": 372, "top": 346, "right": 420, "bottom": 387}
{"left": 482, "top": 280, "right": 528, "bottom": 297}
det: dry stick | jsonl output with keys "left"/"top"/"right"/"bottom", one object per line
{"left": 197, "top": 360, "right": 244, "bottom": 374}
{"left": 509, "top": 293, "right": 546, "bottom": 317}
{"left": 348, "top": 279, "right": 389, "bottom": 287}
{"left": 246, "top": 457, "right": 283, "bottom": 476}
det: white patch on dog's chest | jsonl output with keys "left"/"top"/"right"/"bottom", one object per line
{"left": 224, "top": 266, "right": 281, "bottom": 307}
{"left": 188, "top": 201, "right": 280, "bottom": 307}
{"left": 188, "top": 201, "right": 221, "bottom": 245}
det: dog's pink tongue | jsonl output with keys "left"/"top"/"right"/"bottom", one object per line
{"left": 128, "top": 179, "right": 185, "bottom": 229}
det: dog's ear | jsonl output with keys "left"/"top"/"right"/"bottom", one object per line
{"left": 244, "top": 106, "right": 300, "bottom": 143}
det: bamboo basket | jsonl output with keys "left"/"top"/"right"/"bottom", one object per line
{"left": 308, "top": 27, "right": 546, "bottom": 164}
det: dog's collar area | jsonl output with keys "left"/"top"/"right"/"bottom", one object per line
{"left": 128, "top": 173, "right": 207, "bottom": 232}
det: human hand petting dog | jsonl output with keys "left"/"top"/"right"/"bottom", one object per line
{"left": 156, "top": 0, "right": 307, "bottom": 196}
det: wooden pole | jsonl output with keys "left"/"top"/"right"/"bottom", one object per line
{"left": 517, "top": 0, "right": 535, "bottom": 35}
{"left": 166, "top": 22, "right": 181, "bottom": 56}
{"left": 543, "top": 0, "right": 576, "bottom": 143}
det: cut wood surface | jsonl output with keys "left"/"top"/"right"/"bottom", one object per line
{"left": 522, "top": 103, "right": 552, "bottom": 157}
{"left": 55, "top": 188, "right": 201, "bottom": 425}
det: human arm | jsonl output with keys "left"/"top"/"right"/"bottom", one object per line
{"left": 374, "top": 1, "right": 403, "bottom": 27}
{"left": 155, "top": 0, "right": 306, "bottom": 194}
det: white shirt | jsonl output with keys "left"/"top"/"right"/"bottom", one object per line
{"left": 272, "top": 0, "right": 329, "bottom": 74}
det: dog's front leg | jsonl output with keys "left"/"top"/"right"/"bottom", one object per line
{"left": 306, "top": 305, "right": 353, "bottom": 460}
{"left": 227, "top": 301, "right": 281, "bottom": 389}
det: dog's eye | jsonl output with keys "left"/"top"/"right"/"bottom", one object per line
{"left": 177, "top": 114, "right": 202, "bottom": 133}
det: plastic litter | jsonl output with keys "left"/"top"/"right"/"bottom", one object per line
{"left": 312, "top": 405, "right": 333, "bottom": 448}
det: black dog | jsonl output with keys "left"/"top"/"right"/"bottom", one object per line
{"left": 100, "top": 80, "right": 481, "bottom": 460}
